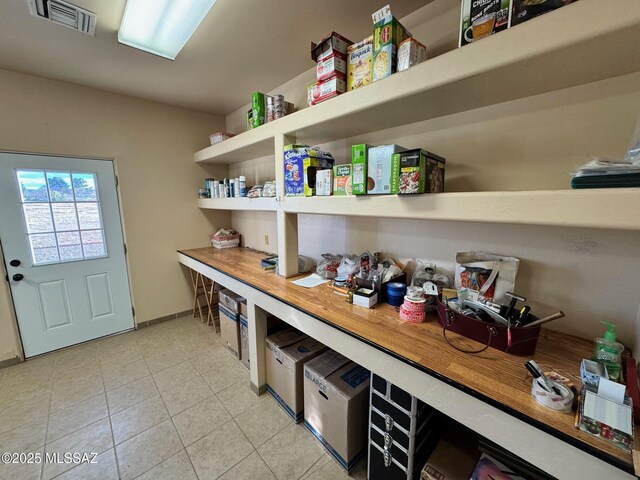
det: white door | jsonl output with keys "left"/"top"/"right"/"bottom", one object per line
{"left": 0, "top": 152, "right": 134, "bottom": 357}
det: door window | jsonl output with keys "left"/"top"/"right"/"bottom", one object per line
{"left": 16, "top": 170, "right": 107, "bottom": 265}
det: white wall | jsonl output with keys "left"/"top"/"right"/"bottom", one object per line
{"left": 0, "top": 68, "right": 229, "bottom": 362}
{"left": 225, "top": 1, "right": 640, "bottom": 348}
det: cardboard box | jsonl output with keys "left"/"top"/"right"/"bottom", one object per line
{"left": 303, "top": 350, "right": 370, "bottom": 471}
{"left": 316, "top": 169, "right": 333, "bottom": 196}
{"left": 284, "top": 145, "right": 335, "bottom": 196}
{"left": 352, "top": 287, "right": 377, "bottom": 308}
{"left": 219, "top": 304, "right": 240, "bottom": 359}
{"left": 240, "top": 314, "right": 249, "bottom": 369}
{"left": 512, "top": 0, "right": 576, "bottom": 26}
{"left": 425, "top": 152, "right": 446, "bottom": 193}
{"left": 311, "top": 32, "right": 353, "bottom": 63}
{"left": 251, "top": 92, "right": 266, "bottom": 128}
{"left": 333, "top": 164, "right": 352, "bottom": 196}
{"left": 459, "top": 0, "right": 511, "bottom": 47}
{"left": 392, "top": 148, "right": 445, "bottom": 195}
{"left": 351, "top": 144, "right": 372, "bottom": 195}
{"left": 372, "top": 5, "right": 411, "bottom": 82}
{"left": 397, "top": 37, "right": 427, "bottom": 72}
{"left": 421, "top": 422, "right": 480, "bottom": 480}
{"left": 219, "top": 289, "right": 244, "bottom": 314}
{"left": 367, "top": 144, "right": 406, "bottom": 194}
{"left": 240, "top": 299, "right": 248, "bottom": 318}
{"left": 347, "top": 36, "right": 373, "bottom": 91}
{"left": 317, "top": 53, "right": 347, "bottom": 82}
{"left": 266, "top": 328, "right": 327, "bottom": 422}
{"left": 310, "top": 74, "right": 346, "bottom": 105}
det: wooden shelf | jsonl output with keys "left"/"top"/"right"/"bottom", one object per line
{"left": 194, "top": 0, "right": 640, "bottom": 164}
{"left": 198, "top": 197, "right": 278, "bottom": 211}
{"left": 285, "top": 188, "right": 640, "bottom": 230}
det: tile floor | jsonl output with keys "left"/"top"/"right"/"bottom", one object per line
{"left": 0, "top": 314, "right": 368, "bottom": 480}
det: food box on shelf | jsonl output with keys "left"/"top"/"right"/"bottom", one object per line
{"left": 391, "top": 149, "right": 446, "bottom": 194}
{"left": 351, "top": 144, "right": 372, "bottom": 195}
{"left": 397, "top": 37, "right": 427, "bottom": 72}
{"left": 372, "top": 5, "right": 411, "bottom": 82}
{"left": 316, "top": 169, "right": 333, "bottom": 196}
{"left": 333, "top": 164, "right": 352, "bottom": 196}
{"left": 250, "top": 92, "right": 266, "bottom": 128}
{"left": 347, "top": 36, "right": 373, "bottom": 91}
{"left": 310, "top": 74, "right": 346, "bottom": 105}
{"left": 284, "top": 145, "right": 335, "bottom": 197}
{"left": 311, "top": 32, "right": 353, "bottom": 63}
{"left": 459, "top": 0, "right": 511, "bottom": 46}
{"left": 317, "top": 53, "right": 347, "bottom": 82}
{"left": 367, "top": 144, "right": 406, "bottom": 194}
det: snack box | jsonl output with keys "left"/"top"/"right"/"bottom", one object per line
{"left": 311, "top": 32, "right": 353, "bottom": 63}
{"left": 333, "top": 164, "right": 352, "bottom": 196}
{"left": 397, "top": 37, "right": 427, "bottom": 72}
{"left": 347, "top": 36, "right": 373, "bottom": 91}
{"left": 317, "top": 53, "right": 347, "bottom": 82}
{"left": 391, "top": 149, "right": 446, "bottom": 194}
{"left": 367, "top": 144, "right": 406, "bottom": 195}
{"left": 372, "top": 5, "right": 411, "bottom": 82}
{"left": 351, "top": 144, "right": 372, "bottom": 195}
{"left": 284, "top": 145, "right": 335, "bottom": 196}
{"left": 310, "top": 74, "right": 346, "bottom": 105}
{"left": 459, "top": 0, "right": 511, "bottom": 47}
{"left": 316, "top": 169, "right": 333, "bottom": 196}
{"left": 307, "top": 81, "right": 319, "bottom": 106}
{"left": 251, "top": 92, "right": 266, "bottom": 128}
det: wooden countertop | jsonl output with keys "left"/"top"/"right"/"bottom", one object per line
{"left": 178, "top": 246, "right": 633, "bottom": 472}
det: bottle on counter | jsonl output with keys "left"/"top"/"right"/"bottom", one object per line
{"left": 591, "top": 321, "right": 624, "bottom": 382}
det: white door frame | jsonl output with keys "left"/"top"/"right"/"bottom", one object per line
{"left": 0, "top": 150, "right": 136, "bottom": 359}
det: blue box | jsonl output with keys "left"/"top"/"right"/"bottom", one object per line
{"left": 284, "top": 145, "right": 334, "bottom": 196}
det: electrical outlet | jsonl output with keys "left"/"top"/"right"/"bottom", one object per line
{"left": 264, "top": 235, "right": 269, "bottom": 245}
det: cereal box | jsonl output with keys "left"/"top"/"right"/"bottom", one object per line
{"left": 397, "top": 37, "right": 427, "bottom": 72}
{"left": 351, "top": 144, "right": 371, "bottom": 195}
{"left": 309, "top": 74, "right": 346, "bottom": 105}
{"left": 311, "top": 32, "right": 353, "bottom": 63}
{"left": 347, "top": 36, "right": 373, "bottom": 91}
{"left": 317, "top": 53, "right": 347, "bottom": 82}
{"left": 284, "top": 145, "right": 335, "bottom": 197}
{"left": 333, "top": 164, "right": 352, "bottom": 196}
{"left": 367, "top": 144, "right": 406, "bottom": 195}
{"left": 372, "top": 5, "right": 410, "bottom": 82}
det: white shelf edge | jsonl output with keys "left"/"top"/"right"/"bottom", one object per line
{"left": 281, "top": 189, "right": 640, "bottom": 231}
{"left": 194, "top": 0, "right": 640, "bottom": 165}
{"left": 198, "top": 197, "right": 278, "bottom": 212}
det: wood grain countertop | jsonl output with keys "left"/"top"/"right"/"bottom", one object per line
{"left": 178, "top": 246, "right": 634, "bottom": 472}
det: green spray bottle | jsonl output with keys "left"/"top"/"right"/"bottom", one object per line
{"left": 591, "top": 321, "right": 624, "bottom": 382}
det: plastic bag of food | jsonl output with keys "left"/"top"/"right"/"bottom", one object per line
{"left": 455, "top": 251, "right": 519, "bottom": 304}
{"left": 316, "top": 253, "right": 343, "bottom": 279}
{"left": 337, "top": 254, "right": 359, "bottom": 278}
{"left": 262, "top": 181, "right": 276, "bottom": 197}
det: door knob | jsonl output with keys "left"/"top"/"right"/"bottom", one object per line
{"left": 12, "top": 274, "right": 24, "bottom": 281}
{"left": 9, "top": 259, "right": 20, "bottom": 267}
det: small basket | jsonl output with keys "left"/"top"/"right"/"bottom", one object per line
{"left": 210, "top": 232, "right": 240, "bottom": 249}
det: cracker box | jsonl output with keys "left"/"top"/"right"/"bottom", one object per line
{"left": 316, "top": 169, "right": 333, "bottom": 196}
{"left": 309, "top": 74, "right": 346, "bottom": 105}
{"left": 284, "top": 145, "right": 335, "bottom": 196}
{"left": 311, "top": 32, "right": 353, "bottom": 63}
{"left": 367, "top": 144, "right": 406, "bottom": 194}
{"left": 397, "top": 37, "right": 427, "bottom": 72}
{"left": 459, "top": 0, "right": 511, "bottom": 47}
{"left": 333, "top": 164, "right": 352, "bottom": 196}
{"left": 372, "top": 5, "right": 411, "bottom": 82}
{"left": 266, "top": 328, "right": 327, "bottom": 422}
{"left": 347, "top": 36, "right": 373, "bottom": 91}
{"left": 351, "top": 144, "right": 372, "bottom": 195}
{"left": 303, "top": 350, "right": 370, "bottom": 471}
{"left": 317, "top": 53, "right": 347, "bottom": 82}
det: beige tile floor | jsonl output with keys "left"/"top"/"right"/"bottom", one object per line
{"left": 0, "top": 314, "right": 368, "bottom": 480}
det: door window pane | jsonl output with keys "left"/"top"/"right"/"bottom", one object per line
{"left": 77, "top": 203, "right": 101, "bottom": 229}
{"left": 51, "top": 203, "right": 79, "bottom": 232}
{"left": 46, "top": 172, "right": 74, "bottom": 202}
{"left": 22, "top": 203, "right": 54, "bottom": 234}
{"left": 81, "top": 230, "right": 106, "bottom": 258}
{"left": 72, "top": 173, "right": 97, "bottom": 201}
{"left": 29, "top": 233, "right": 59, "bottom": 264}
{"left": 16, "top": 169, "right": 108, "bottom": 265}
{"left": 17, "top": 170, "right": 49, "bottom": 202}
{"left": 57, "top": 231, "right": 83, "bottom": 261}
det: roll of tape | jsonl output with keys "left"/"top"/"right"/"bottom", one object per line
{"left": 531, "top": 378, "right": 574, "bottom": 412}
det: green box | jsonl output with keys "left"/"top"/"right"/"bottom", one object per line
{"left": 390, "top": 154, "right": 400, "bottom": 194}
{"left": 333, "top": 164, "right": 352, "bottom": 196}
{"left": 351, "top": 144, "right": 371, "bottom": 195}
{"left": 394, "top": 149, "right": 446, "bottom": 194}
{"left": 372, "top": 6, "right": 410, "bottom": 82}
{"left": 251, "top": 92, "right": 265, "bottom": 128}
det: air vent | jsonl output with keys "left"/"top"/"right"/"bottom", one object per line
{"left": 28, "top": 0, "right": 96, "bottom": 36}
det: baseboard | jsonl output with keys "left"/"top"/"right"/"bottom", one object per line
{"left": 251, "top": 382, "right": 267, "bottom": 396}
{"left": 0, "top": 355, "right": 22, "bottom": 369}
{"left": 136, "top": 309, "right": 196, "bottom": 329}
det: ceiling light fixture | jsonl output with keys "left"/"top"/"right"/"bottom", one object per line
{"left": 118, "top": 0, "right": 216, "bottom": 60}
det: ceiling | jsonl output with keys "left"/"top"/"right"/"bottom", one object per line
{"left": 0, "top": 0, "right": 426, "bottom": 116}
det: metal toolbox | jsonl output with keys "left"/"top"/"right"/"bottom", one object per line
{"left": 368, "top": 374, "right": 443, "bottom": 480}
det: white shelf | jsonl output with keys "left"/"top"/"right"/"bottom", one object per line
{"left": 282, "top": 189, "right": 640, "bottom": 231}
{"left": 194, "top": 0, "right": 640, "bottom": 165}
{"left": 198, "top": 197, "right": 278, "bottom": 211}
